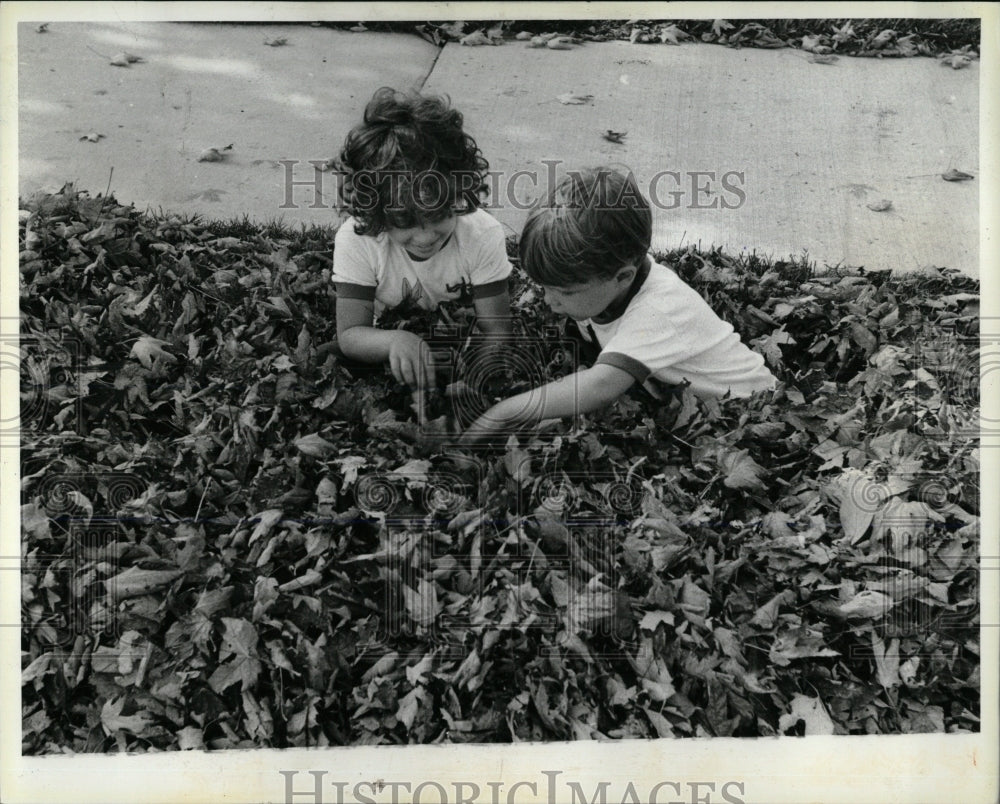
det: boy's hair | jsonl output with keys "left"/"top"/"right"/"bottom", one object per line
{"left": 335, "top": 87, "right": 489, "bottom": 236}
{"left": 519, "top": 167, "right": 652, "bottom": 286}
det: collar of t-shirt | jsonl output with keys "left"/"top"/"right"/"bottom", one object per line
{"left": 591, "top": 256, "right": 652, "bottom": 325}
{"left": 405, "top": 233, "right": 454, "bottom": 262}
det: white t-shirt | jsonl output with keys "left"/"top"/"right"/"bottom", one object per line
{"left": 581, "top": 259, "right": 776, "bottom": 399}
{"left": 332, "top": 209, "right": 512, "bottom": 314}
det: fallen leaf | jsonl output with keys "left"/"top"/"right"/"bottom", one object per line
{"left": 638, "top": 610, "right": 675, "bottom": 631}
{"left": 294, "top": 432, "right": 336, "bottom": 458}
{"left": 547, "top": 36, "right": 576, "bottom": 50}
{"left": 110, "top": 53, "right": 131, "bottom": 67}
{"left": 197, "top": 144, "right": 234, "bottom": 163}
{"left": 867, "top": 199, "right": 893, "bottom": 212}
{"left": 838, "top": 590, "right": 892, "bottom": 620}
{"left": 264, "top": 37, "right": 288, "bottom": 47}
{"left": 750, "top": 589, "right": 794, "bottom": 629}
{"left": 831, "top": 20, "right": 856, "bottom": 44}
{"left": 808, "top": 54, "right": 839, "bottom": 65}
{"left": 941, "top": 168, "right": 974, "bottom": 181}
{"left": 438, "top": 21, "right": 466, "bottom": 40}
{"left": 870, "top": 29, "right": 896, "bottom": 49}
{"left": 460, "top": 30, "right": 492, "bottom": 47}
{"left": 778, "top": 694, "right": 835, "bottom": 735}
{"left": 711, "top": 20, "right": 734, "bottom": 37}
{"left": 659, "top": 24, "right": 690, "bottom": 45}
{"left": 769, "top": 627, "right": 839, "bottom": 666}
{"left": 176, "top": 725, "right": 205, "bottom": 750}
{"left": 129, "top": 335, "right": 176, "bottom": 368}
{"left": 556, "top": 93, "right": 593, "bottom": 105}
{"left": 719, "top": 448, "right": 766, "bottom": 491}
{"left": 643, "top": 707, "right": 674, "bottom": 737}
{"left": 940, "top": 54, "right": 972, "bottom": 69}
{"left": 107, "top": 566, "right": 183, "bottom": 600}
{"left": 349, "top": 23, "right": 367, "bottom": 33}
{"left": 101, "top": 696, "right": 154, "bottom": 736}
{"left": 602, "top": 129, "right": 627, "bottom": 143}
{"left": 36, "top": 23, "right": 49, "bottom": 33}
{"left": 870, "top": 634, "right": 900, "bottom": 688}
{"left": 515, "top": 31, "right": 533, "bottom": 41}
{"left": 402, "top": 578, "right": 440, "bottom": 627}
{"left": 801, "top": 35, "right": 831, "bottom": 54}
{"left": 527, "top": 36, "right": 548, "bottom": 48}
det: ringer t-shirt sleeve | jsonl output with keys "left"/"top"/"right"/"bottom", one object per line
{"left": 470, "top": 215, "right": 513, "bottom": 294}
{"left": 595, "top": 352, "right": 651, "bottom": 383}
{"left": 595, "top": 302, "right": 699, "bottom": 379}
{"left": 332, "top": 220, "right": 378, "bottom": 299}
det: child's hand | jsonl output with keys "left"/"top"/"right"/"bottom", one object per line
{"left": 388, "top": 331, "right": 436, "bottom": 389}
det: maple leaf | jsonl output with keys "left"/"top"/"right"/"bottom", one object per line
{"left": 711, "top": 19, "right": 733, "bottom": 37}
{"left": 659, "top": 24, "right": 689, "bottom": 45}
{"left": 831, "top": 20, "right": 855, "bottom": 44}
{"left": 718, "top": 448, "right": 766, "bottom": 490}
{"left": 208, "top": 617, "right": 262, "bottom": 693}
{"left": 129, "top": 335, "right": 176, "bottom": 368}
{"left": 751, "top": 326, "right": 795, "bottom": 366}
{"left": 101, "top": 696, "right": 155, "bottom": 736}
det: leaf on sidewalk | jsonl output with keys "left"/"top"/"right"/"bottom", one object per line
{"left": 556, "top": 93, "right": 594, "bottom": 105}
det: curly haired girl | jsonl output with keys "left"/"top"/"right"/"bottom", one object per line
{"left": 332, "top": 87, "right": 513, "bottom": 389}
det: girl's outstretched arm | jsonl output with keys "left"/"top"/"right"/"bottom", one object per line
{"left": 458, "top": 363, "right": 635, "bottom": 446}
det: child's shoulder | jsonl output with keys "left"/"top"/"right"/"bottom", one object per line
{"left": 454, "top": 208, "right": 505, "bottom": 236}
{"left": 624, "top": 259, "right": 703, "bottom": 317}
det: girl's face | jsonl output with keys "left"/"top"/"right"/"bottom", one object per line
{"left": 386, "top": 216, "right": 457, "bottom": 260}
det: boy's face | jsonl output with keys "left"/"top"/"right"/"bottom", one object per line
{"left": 386, "top": 216, "right": 457, "bottom": 260}
{"left": 540, "top": 269, "right": 634, "bottom": 321}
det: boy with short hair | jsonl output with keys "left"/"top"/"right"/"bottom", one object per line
{"left": 459, "top": 167, "right": 775, "bottom": 444}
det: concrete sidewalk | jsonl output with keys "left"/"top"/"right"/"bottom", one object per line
{"left": 17, "top": 23, "right": 980, "bottom": 276}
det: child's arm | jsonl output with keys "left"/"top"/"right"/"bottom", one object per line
{"left": 458, "top": 363, "right": 636, "bottom": 445}
{"left": 472, "top": 290, "right": 514, "bottom": 339}
{"left": 336, "top": 295, "right": 436, "bottom": 388}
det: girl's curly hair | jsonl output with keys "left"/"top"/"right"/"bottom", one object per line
{"left": 335, "top": 87, "right": 489, "bottom": 236}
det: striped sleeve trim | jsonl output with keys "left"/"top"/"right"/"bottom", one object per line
{"left": 334, "top": 282, "right": 376, "bottom": 302}
{"left": 471, "top": 278, "right": 509, "bottom": 300}
{"left": 595, "top": 352, "right": 651, "bottom": 383}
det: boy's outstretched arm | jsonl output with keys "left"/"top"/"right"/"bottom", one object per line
{"left": 458, "top": 363, "right": 635, "bottom": 446}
